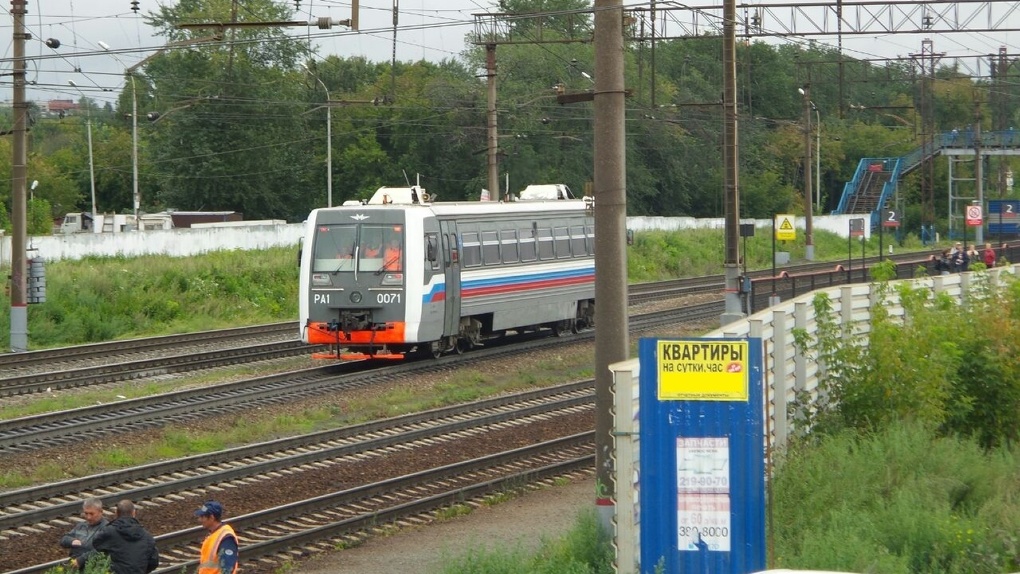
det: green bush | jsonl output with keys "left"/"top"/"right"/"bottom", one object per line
{"left": 796, "top": 270, "right": 1020, "bottom": 449}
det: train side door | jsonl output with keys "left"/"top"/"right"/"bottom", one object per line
{"left": 439, "top": 220, "right": 460, "bottom": 337}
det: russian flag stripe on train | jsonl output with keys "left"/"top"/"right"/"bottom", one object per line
{"left": 422, "top": 267, "right": 594, "bottom": 304}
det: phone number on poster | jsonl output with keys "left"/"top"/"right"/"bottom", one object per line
{"left": 677, "top": 476, "right": 728, "bottom": 488}
{"left": 679, "top": 526, "right": 729, "bottom": 538}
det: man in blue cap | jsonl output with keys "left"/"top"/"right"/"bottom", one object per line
{"left": 194, "top": 500, "right": 239, "bottom": 574}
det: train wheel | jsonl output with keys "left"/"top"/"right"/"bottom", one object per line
{"left": 552, "top": 320, "right": 571, "bottom": 337}
{"left": 455, "top": 338, "right": 468, "bottom": 354}
{"left": 429, "top": 342, "right": 443, "bottom": 359}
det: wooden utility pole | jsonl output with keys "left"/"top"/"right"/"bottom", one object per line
{"left": 9, "top": 0, "right": 28, "bottom": 352}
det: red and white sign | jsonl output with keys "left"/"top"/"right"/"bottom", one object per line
{"left": 966, "top": 205, "right": 983, "bottom": 226}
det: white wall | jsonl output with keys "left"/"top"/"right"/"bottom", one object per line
{"left": 0, "top": 215, "right": 870, "bottom": 267}
{"left": 626, "top": 214, "right": 873, "bottom": 239}
{"left": 0, "top": 223, "right": 305, "bottom": 266}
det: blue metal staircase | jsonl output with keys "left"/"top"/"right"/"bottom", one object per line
{"left": 832, "top": 130, "right": 1020, "bottom": 227}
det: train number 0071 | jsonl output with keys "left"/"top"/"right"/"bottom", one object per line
{"left": 377, "top": 293, "right": 401, "bottom": 304}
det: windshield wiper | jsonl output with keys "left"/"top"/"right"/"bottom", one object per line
{"left": 376, "top": 254, "right": 400, "bottom": 275}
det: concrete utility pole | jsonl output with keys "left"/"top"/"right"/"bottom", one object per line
{"left": 800, "top": 84, "right": 814, "bottom": 260}
{"left": 486, "top": 44, "right": 499, "bottom": 199}
{"left": 593, "top": 0, "right": 628, "bottom": 531}
{"left": 721, "top": 0, "right": 744, "bottom": 325}
{"left": 975, "top": 106, "right": 984, "bottom": 245}
{"left": 9, "top": 0, "right": 29, "bottom": 352}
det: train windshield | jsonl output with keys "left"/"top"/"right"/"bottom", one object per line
{"left": 312, "top": 224, "right": 403, "bottom": 273}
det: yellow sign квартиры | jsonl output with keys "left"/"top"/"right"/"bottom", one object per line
{"left": 657, "top": 340, "right": 749, "bottom": 401}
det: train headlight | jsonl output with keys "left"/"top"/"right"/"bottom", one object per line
{"left": 350, "top": 291, "right": 363, "bottom": 303}
{"left": 380, "top": 273, "right": 403, "bottom": 286}
{"left": 312, "top": 273, "right": 330, "bottom": 286}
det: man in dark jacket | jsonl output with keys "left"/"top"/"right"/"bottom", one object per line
{"left": 79, "top": 499, "right": 159, "bottom": 574}
{"left": 60, "top": 497, "right": 108, "bottom": 562}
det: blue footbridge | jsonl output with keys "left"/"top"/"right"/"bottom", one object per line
{"left": 833, "top": 129, "right": 1020, "bottom": 235}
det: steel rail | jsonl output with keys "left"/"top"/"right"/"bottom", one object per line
{"left": 0, "top": 306, "right": 705, "bottom": 453}
{"left": 0, "top": 322, "right": 295, "bottom": 369}
{"left": 0, "top": 381, "right": 594, "bottom": 528}
{"left": 9, "top": 434, "right": 595, "bottom": 574}
{"left": 0, "top": 339, "right": 311, "bottom": 397}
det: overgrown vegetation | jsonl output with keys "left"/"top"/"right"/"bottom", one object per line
{"left": 776, "top": 266, "right": 1020, "bottom": 572}
{"left": 437, "top": 507, "right": 614, "bottom": 574}
{"left": 0, "top": 247, "right": 299, "bottom": 349}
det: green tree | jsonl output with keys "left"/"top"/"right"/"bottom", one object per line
{"left": 139, "top": 0, "right": 314, "bottom": 220}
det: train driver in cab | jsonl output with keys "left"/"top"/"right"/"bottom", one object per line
{"left": 382, "top": 232, "right": 402, "bottom": 270}
{"left": 362, "top": 232, "right": 383, "bottom": 258}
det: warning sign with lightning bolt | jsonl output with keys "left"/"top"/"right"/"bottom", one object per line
{"left": 775, "top": 214, "right": 796, "bottom": 241}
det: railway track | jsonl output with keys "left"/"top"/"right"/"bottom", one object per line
{"left": 0, "top": 304, "right": 714, "bottom": 454}
{"left": 0, "top": 250, "right": 950, "bottom": 401}
{"left": 0, "top": 322, "right": 297, "bottom": 372}
{"left": 3, "top": 252, "right": 962, "bottom": 573}
{"left": 0, "top": 299, "right": 717, "bottom": 573}
{"left": 2, "top": 381, "right": 597, "bottom": 572}
{"left": 0, "top": 278, "right": 718, "bottom": 401}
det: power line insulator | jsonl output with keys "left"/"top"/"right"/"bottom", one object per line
{"left": 130, "top": 0, "right": 140, "bottom": 13}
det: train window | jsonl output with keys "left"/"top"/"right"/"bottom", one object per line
{"left": 359, "top": 225, "right": 403, "bottom": 272}
{"left": 426, "top": 233, "right": 440, "bottom": 270}
{"left": 569, "top": 226, "right": 586, "bottom": 257}
{"left": 554, "top": 227, "right": 571, "bottom": 259}
{"left": 449, "top": 233, "right": 460, "bottom": 265}
{"left": 520, "top": 229, "right": 537, "bottom": 261}
{"left": 585, "top": 225, "right": 595, "bottom": 254}
{"left": 312, "top": 224, "right": 358, "bottom": 273}
{"left": 481, "top": 230, "right": 500, "bottom": 265}
{"left": 537, "top": 228, "right": 555, "bottom": 260}
{"left": 462, "top": 232, "right": 482, "bottom": 267}
{"left": 500, "top": 229, "right": 519, "bottom": 263}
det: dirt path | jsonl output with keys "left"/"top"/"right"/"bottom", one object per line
{"left": 294, "top": 477, "right": 596, "bottom": 574}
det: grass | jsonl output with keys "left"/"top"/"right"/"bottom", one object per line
{"left": 436, "top": 507, "right": 614, "bottom": 574}
{"left": 770, "top": 422, "right": 1020, "bottom": 573}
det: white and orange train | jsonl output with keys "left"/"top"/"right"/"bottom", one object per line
{"left": 299, "top": 186, "right": 595, "bottom": 360}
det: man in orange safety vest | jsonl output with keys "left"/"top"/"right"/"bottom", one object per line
{"left": 194, "top": 500, "right": 239, "bottom": 574}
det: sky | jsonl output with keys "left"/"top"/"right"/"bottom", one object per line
{"left": 6, "top": 1, "right": 1020, "bottom": 105}
{"left": 7, "top": 0, "right": 498, "bottom": 104}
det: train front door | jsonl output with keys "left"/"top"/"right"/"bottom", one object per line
{"left": 439, "top": 220, "right": 460, "bottom": 337}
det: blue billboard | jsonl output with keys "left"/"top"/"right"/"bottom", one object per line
{"left": 638, "top": 337, "right": 766, "bottom": 574}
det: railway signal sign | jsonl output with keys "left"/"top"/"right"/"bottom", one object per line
{"left": 849, "top": 218, "right": 865, "bottom": 238}
{"left": 966, "top": 205, "right": 983, "bottom": 227}
{"left": 882, "top": 209, "right": 900, "bottom": 228}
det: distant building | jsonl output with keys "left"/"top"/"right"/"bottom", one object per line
{"left": 46, "top": 100, "right": 78, "bottom": 114}
{"left": 164, "top": 211, "right": 243, "bottom": 228}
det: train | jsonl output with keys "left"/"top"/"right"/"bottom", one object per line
{"left": 299, "top": 186, "right": 596, "bottom": 360}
